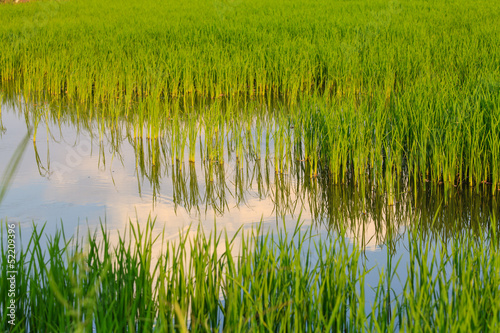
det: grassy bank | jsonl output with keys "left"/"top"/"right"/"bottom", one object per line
{"left": 1, "top": 218, "right": 500, "bottom": 332}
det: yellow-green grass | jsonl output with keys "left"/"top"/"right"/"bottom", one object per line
{"left": 1, "top": 0, "right": 498, "bottom": 102}
{"left": 1, "top": 0, "right": 499, "bottom": 192}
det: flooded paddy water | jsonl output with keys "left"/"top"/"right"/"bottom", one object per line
{"left": 1, "top": 92, "right": 499, "bottom": 331}
{"left": 2, "top": 94, "right": 497, "bottom": 244}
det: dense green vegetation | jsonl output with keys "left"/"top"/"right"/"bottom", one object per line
{"left": 1, "top": 0, "right": 499, "bottom": 101}
{"left": 1, "top": 218, "right": 500, "bottom": 332}
{"left": 1, "top": 0, "right": 500, "bottom": 331}
{"left": 1, "top": 0, "right": 500, "bottom": 193}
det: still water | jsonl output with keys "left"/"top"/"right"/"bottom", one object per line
{"left": 1, "top": 96, "right": 499, "bottom": 308}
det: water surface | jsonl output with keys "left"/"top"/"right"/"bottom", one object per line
{"left": 1, "top": 96, "right": 498, "bottom": 306}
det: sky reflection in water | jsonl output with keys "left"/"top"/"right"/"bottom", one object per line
{"left": 0, "top": 99, "right": 498, "bottom": 269}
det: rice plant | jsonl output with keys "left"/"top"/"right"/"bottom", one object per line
{"left": 1, "top": 215, "right": 499, "bottom": 331}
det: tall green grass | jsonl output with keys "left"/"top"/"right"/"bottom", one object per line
{"left": 1, "top": 0, "right": 499, "bottom": 102}
{"left": 1, "top": 0, "right": 500, "bottom": 192}
{"left": 1, "top": 216, "right": 499, "bottom": 331}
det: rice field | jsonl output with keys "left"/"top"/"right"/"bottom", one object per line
{"left": 1, "top": 0, "right": 500, "bottom": 193}
{"left": 1, "top": 0, "right": 500, "bottom": 331}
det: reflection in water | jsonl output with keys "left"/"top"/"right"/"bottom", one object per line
{"left": 0, "top": 93, "right": 499, "bottom": 251}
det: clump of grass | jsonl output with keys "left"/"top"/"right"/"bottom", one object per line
{"left": 1, "top": 215, "right": 499, "bottom": 331}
